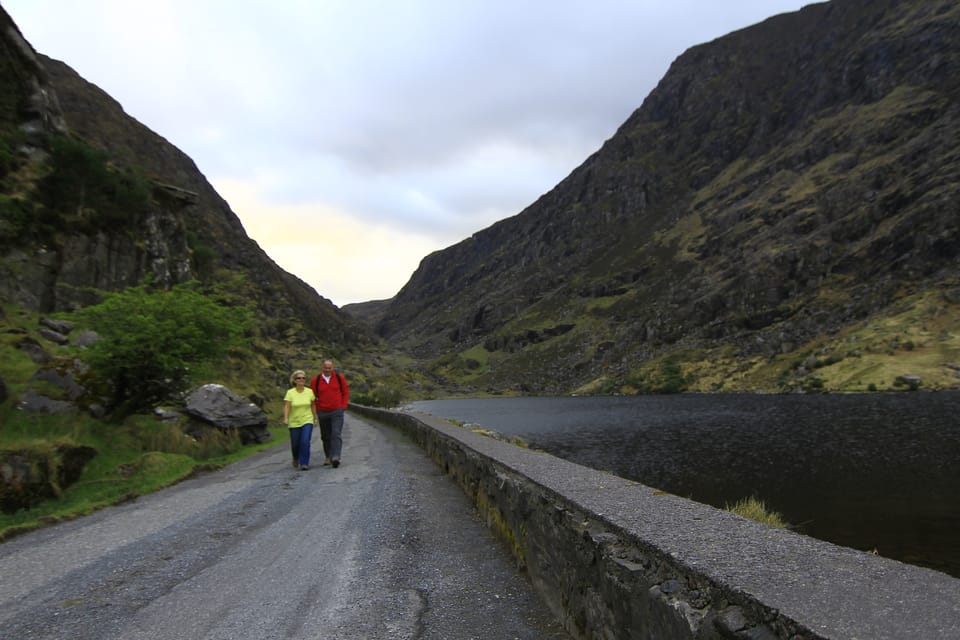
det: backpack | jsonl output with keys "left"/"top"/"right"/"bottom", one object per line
{"left": 311, "top": 370, "right": 344, "bottom": 398}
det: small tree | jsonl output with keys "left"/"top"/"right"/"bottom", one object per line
{"left": 80, "top": 282, "right": 250, "bottom": 415}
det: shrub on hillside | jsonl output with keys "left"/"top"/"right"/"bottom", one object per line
{"left": 79, "top": 282, "right": 250, "bottom": 416}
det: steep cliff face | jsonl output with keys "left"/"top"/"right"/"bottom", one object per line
{"left": 376, "top": 0, "right": 960, "bottom": 393}
{"left": 0, "top": 8, "right": 193, "bottom": 310}
{"left": 0, "top": 7, "right": 368, "bottom": 349}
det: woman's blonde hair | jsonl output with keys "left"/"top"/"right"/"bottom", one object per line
{"left": 290, "top": 369, "right": 307, "bottom": 385}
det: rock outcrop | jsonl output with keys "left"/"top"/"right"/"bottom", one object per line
{"left": 0, "top": 5, "right": 370, "bottom": 350}
{"left": 182, "top": 384, "right": 271, "bottom": 444}
{"left": 373, "top": 0, "right": 960, "bottom": 393}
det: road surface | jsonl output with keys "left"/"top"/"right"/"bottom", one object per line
{"left": 0, "top": 412, "right": 571, "bottom": 640}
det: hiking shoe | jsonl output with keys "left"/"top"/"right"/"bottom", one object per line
{"left": 331, "top": 458, "right": 340, "bottom": 468}
{"left": 291, "top": 460, "right": 298, "bottom": 469}
{"left": 323, "top": 458, "right": 332, "bottom": 466}
{"left": 300, "top": 464, "right": 309, "bottom": 470}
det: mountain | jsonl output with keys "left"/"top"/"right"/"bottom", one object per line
{"left": 368, "top": 0, "right": 960, "bottom": 394}
{"left": 0, "top": 6, "right": 369, "bottom": 352}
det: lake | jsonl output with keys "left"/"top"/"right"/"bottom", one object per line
{"left": 407, "top": 392, "right": 960, "bottom": 579}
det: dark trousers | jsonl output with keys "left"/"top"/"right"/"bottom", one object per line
{"left": 317, "top": 409, "right": 344, "bottom": 461}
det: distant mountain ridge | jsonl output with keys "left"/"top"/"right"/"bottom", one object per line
{"left": 0, "top": 6, "right": 369, "bottom": 353}
{"left": 4, "top": 1, "right": 957, "bottom": 397}
{"left": 364, "top": 0, "right": 960, "bottom": 394}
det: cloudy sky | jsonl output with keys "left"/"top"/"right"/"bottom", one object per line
{"left": 5, "top": 0, "right": 810, "bottom": 306}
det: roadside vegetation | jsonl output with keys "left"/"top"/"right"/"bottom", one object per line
{"left": 2, "top": 274, "right": 954, "bottom": 542}
{"left": 724, "top": 496, "right": 789, "bottom": 529}
{"left": 0, "top": 288, "right": 287, "bottom": 540}
{"left": 0, "top": 280, "right": 428, "bottom": 541}
{"left": 0, "top": 409, "right": 285, "bottom": 541}
{"left": 77, "top": 281, "right": 251, "bottom": 417}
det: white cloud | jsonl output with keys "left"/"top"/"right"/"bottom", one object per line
{"left": 3, "top": 0, "right": 812, "bottom": 306}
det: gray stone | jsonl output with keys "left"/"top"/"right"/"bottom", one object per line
{"left": 72, "top": 330, "right": 100, "bottom": 348}
{"left": 38, "top": 328, "right": 69, "bottom": 345}
{"left": 895, "top": 374, "right": 922, "bottom": 388}
{"left": 17, "top": 390, "right": 76, "bottom": 414}
{"left": 182, "top": 384, "right": 271, "bottom": 444}
{"left": 40, "top": 317, "right": 74, "bottom": 334}
{"left": 30, "top": 366, "right": 86, "bottom": 401}
{"left": 713, "top": 606, "right": 748, "bottom": 635}
{"left": 154, "top": 407, "right": 182, "bottom": 422}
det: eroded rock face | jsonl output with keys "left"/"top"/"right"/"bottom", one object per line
{"left": 182, "top": 384, "right": 271, "bottom": 445}
{"left": 373, "top": 0, "right": 960, "bottom": 393}
{"left": 2, "top": 5, "right": 368, "bottom": 357}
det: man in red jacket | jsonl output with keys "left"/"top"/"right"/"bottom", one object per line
{"left": 310, "top": 359, "right": 350, "bottom": 468}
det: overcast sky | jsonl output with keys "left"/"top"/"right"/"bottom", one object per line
{"left": 5, "top": 0, "right": 811, "bottom": 306}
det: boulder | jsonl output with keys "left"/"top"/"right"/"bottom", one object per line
{"left": 40, "top": 317, "right": 74, "bottom": 335}
{"left": 0, "top": 444, "right": 97, "bottom": 514}
{"left": 30, "top": 364, "right": 86, "bottom": 401}
{"left": 38, "top": 328, "right": 69, "bottom": 345}
{"left": 72, "top": 330, "right": 100, "bottom": 348}
{"left": 182, "top": 384, "right": 271, "bottom": 444}
{"left": 895, "top": 375, "right": 922, "bottom": 389}
{"left": 17, "top": 389, "right": 76, "bottom": 414}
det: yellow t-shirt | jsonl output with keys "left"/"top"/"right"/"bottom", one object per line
{"left": 284, "top": 387, "right": 316, "bottom": 427}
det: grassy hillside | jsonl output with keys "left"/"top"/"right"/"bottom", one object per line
{"left": 0, "top": 296, "right": 427, "bottom": 539}
{"left": 420, "top": 279, "right": 960, "bottom": 396}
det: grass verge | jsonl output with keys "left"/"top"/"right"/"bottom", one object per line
{"left": 0, "top": 405, "right": 285, "bottom": 542}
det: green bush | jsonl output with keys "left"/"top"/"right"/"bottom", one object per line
{"left": 78, "top": 282, "right": 251, "bottom": 415}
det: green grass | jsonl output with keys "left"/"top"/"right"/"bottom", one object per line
{"left": 0, "top": 403, "right": 286, "bottom": 541}
{"left": 725, "top": 496, "right": 788, "bottom": 529}
{"left": 0, "top": 301, "right": 295, "bottom": 541}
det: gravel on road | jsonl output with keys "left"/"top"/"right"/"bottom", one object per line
{"left": 0, "top": 413, "right": 571, "bottom": 640}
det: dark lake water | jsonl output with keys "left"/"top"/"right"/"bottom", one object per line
{"left": 407, "top": 392, "right": 960, "bottom": 579}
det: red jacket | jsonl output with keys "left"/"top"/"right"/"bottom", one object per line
{"left": 310, "top": 371, "right": 349, "bottom": 412}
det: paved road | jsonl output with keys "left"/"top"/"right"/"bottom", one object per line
{"left": 0, "top": 413, "right": 571, "bottom": 640}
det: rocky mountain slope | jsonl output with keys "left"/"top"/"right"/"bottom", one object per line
{"left": 0, "top": 6, "right": 369, "bottom": 352}
{"left": 367, "top": 0, "right": 960, "bottom": 394}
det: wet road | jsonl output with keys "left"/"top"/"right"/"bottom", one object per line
{"left": 0, "top": 413, "right": 570, "bottom": 640}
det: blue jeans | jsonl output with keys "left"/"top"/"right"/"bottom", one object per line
{"left": 317, "top": 409, "right": 344, "bottom": 461}
{"left": 289, "top": 423, "right": 314, "bottom": 466}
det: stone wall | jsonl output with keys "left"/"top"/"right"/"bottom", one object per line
{"left": 351, "top": 405, "right": 960, "bottom": 640}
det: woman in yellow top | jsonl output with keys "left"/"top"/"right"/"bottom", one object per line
{"left": 283, "top": 369, "right": 318, "bottom": 470}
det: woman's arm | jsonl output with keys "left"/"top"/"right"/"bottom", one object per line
{"left": 283, "top": 400, "right": 291, "bottom": 425}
